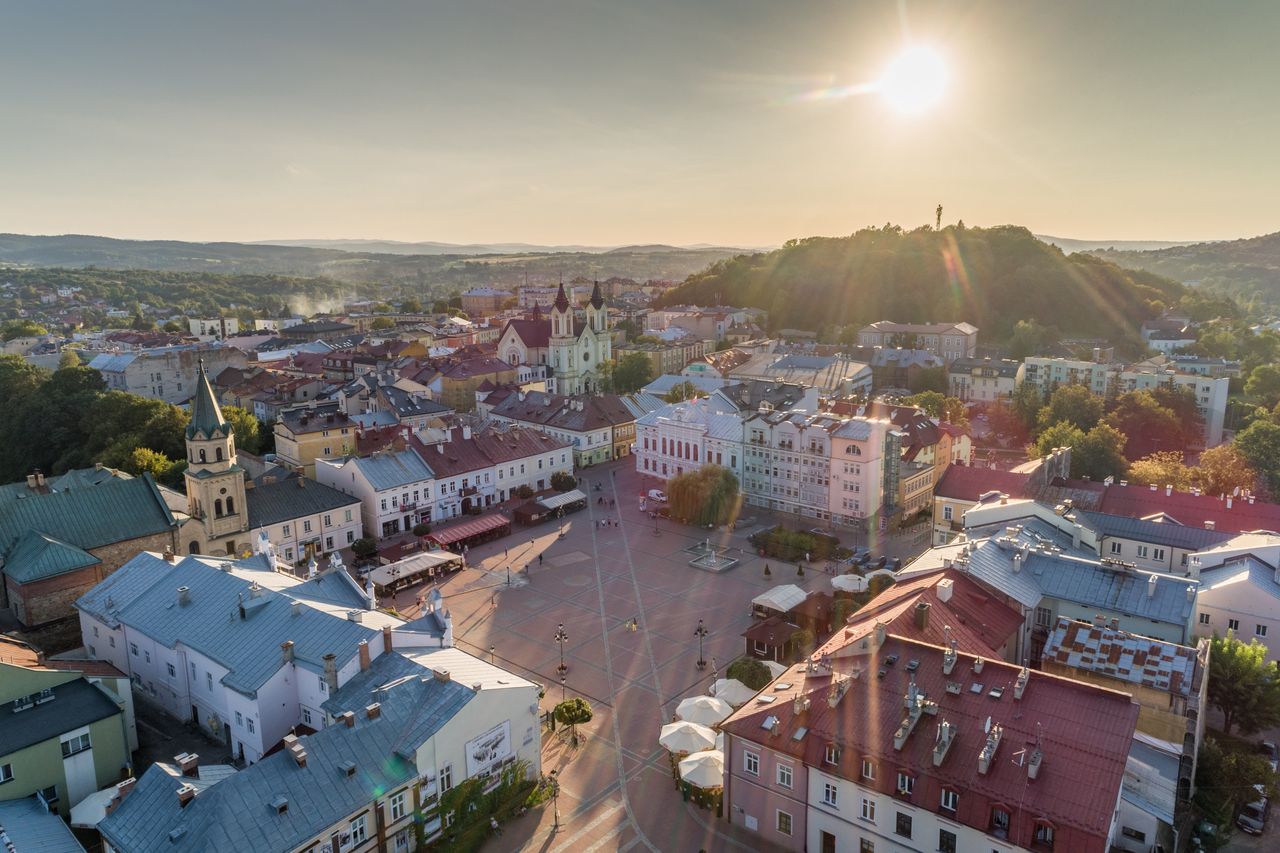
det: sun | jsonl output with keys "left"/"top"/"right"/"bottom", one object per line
{"left": 878, "top": 46, "right": 948, "bottom": 114}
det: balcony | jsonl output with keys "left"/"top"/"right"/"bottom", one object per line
{"left": 461, "top": 486, "right": 479, "bottom": 497}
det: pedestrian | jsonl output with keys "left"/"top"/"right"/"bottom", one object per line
{"left": 490, "top": 816, "right": 501, "bottom": 835}
{"left": 490, "top": 593, "right": 497, "bottom": 610}
{"left": 504, "top": 547, "right": 508, "bottom": 559}
{"left": 539, "top": 554, "right": 543, "bottom": 565}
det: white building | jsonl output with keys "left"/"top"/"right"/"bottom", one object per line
{"left": 188, "top": 317, "right": 240, "bottom": 339}
{"left": 947, "top": 357, "right": 1023, "bottom": 403}
{"left": 315, "top": 449, "right": 436, "bottom": 539}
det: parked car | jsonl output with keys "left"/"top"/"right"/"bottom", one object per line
{"left": 1237, "top": 800, "right": 1268, "bottom": 835}
{"left": 1260, "top": 741, "right": 1279, "bottom": 773}
{"left": 648, "top": 489, "right": 668, "bottom": 503}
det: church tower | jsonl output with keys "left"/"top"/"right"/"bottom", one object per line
{"left": 184, "top": 360, "right": 248, "bottom": 555}
{"left": 548, "top": 281, "right": 578, "bottom": 393}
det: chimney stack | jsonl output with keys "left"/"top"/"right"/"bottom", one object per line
{"left": 165, "top": 547, "right": 177, "bottom": 564}
{"left": 358, "top": 640, "right": 371, "bottom": 671}
{"left": 1147, "top": 574, "right": 1158, "bottom": 598}
{"left": 175, "top": 752, "right": 199, "bottom": 777}
{"left": 177, "top": 586, "right": 190, "bottom": 606}
{"left": 914, "top": 601, "right": 931, "bottom": 631}
{"left": 1072, "top": 524, "right": 1082, "bottom": 550}
{"left": 322, "top": 653, "right": 339, "bottom": 694}
{"left": 1166, "top": 484, "right": 1173, "bottom": 497}
{"left": 176, "top": 784, "right": 197, "bottom": 808}
{"left": 365, "top": 702, "right": 381, "bottom": 720}
{"left": 1204, "top": 520, "right": 1215, "bottom": 530}
{"left": 1227, "top": 496, "right": 1233, "bottom": 509}
{"left": 340, "top": 711, "right": 356, "bottom": 728}
{"left": 281, "top": 640, "right": 295, "bottom": 664}
{"left": 382, "top": 624, "right": 393, "bottom": 654}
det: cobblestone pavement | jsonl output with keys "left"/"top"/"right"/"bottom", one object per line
{"left": 379, "top": 460, "right": 928, "bottom": 851}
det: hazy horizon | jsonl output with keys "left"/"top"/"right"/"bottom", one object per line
{"left": 5, "top": 1, "right": 1279, "bottom": 246}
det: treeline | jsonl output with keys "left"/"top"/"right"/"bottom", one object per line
{"left": 0, "top": 356, "right": 265, "bottom": 487}
{"left": 659, "top": 224, "right": 1187, "bottom": 349}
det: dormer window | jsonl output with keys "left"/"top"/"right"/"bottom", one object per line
{"left": 896, "top": 772, "right": 914, "bottom": 795}
{"left": 824, "top": 745, "right": 840, "bottom": 765}
{"left": 1033, "top": 820, "right": 1055, "bottom": 850}
{"left": 861, "top": 758, "right": 875, "bottom": 780}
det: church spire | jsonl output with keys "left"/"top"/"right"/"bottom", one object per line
{"left": 553, "top": 281, "right": 570, "bottom": 313}
{"left": 186, "top": 358, "right": 230, "bottom": 440}
{"left": 589, "top": 279, "right": 604, "bottom": 310}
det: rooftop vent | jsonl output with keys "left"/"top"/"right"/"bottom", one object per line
{"left": 271, "top": 795, "right": 289, "bottom": 815}
{"left": 339, "top": 760, "right": 357, "bottom": 778}
{"left": 1014, "top": 667, "right": 1030, "bottom": 700}
{"left": 977, "top": 722, "right": 1004, "bottom": 775}
{"left": 933, "top": 719, "right": 956, "bottom": 766}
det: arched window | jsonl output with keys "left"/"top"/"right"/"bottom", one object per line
{"left": 199, "top": 449, "right": 207, "bottom": 463}
{"left": 214, "top": 498, "right": 223, "bottom": 517}
{"left": 188, "top": 541, "right": 200, "bottom": 554}
{"left": 215, "top": 447, "right": 223, "bottom": 462}
{"left": 226, "top": 497, "right": 235, "bottom": 515}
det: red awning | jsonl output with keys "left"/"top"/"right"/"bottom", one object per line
{"left": 427, "top": 513, "right": 510, "bottom": 546}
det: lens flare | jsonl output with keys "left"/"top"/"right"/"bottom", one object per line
{"left": 878, "top": 46, "right": 948, "bottom": 114}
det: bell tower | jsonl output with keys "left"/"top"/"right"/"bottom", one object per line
{"left": 184, "top": 360, "right": 248, "bottom": 555}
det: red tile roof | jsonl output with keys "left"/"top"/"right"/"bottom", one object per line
{"left": 1099, "top": 483, "right": 1280, "bottom": 534}
{"left": 723, "top": 636, "right": 1138, "bottom": 853}
{"left": 934, "top": 466, "right": 1034, "bottom": 503}
{"left": 501, "top": 317, "right": 553, "bottom": 349}
{"left": 817, "top": 569, "right": 1023, "bottom": 660}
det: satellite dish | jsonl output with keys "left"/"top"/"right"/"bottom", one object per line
{"left": 984, "top": 716, "right": 992, "bottom": 734}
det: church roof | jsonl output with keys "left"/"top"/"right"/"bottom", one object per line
{"left": 590, "top": 280, "right": 604, "bottom": 309}
{"left": 553, "top": 281, "right": 570, "bottom": 312}
{"left": 186, "top": 361, "right": 232, "bottom": 440}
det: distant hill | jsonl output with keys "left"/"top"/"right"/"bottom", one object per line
{"left": 1088, "top": 230, "right": 1280, "bottom": 312}
{"left": 657, "top": 225, "right": 1187, "bottom": 346}
{"left": 257, "top": 238, "right": 762, "bottom": 256}
{"left": 0, "top": 233, "right": 741, "bottom": 292}
{"left": 1036, "top": 235, "right": 1197, "bottom": 253}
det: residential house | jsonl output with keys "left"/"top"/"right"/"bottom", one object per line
{"left": 720, "top": 632, "right": 1138, "bottom": 853}
{"left": 857, "top": 320, "right": 979, "bottom": 361}
{"left": 614, "top": 339, "right": 708, "bottom": 377}
{"left": 89, "top": 345, "right": 248, "bottom": 404}
{"left": 187, "top": 317, "right": 240, "bottom": 339}
{"left": 867, "top": 347, "right": 945, "bottom": 392}
{"left": 273, "top": 403, "right": 358, "bottom": 476}
{"left": 244, "top": 473, "right": 363, "bottom": 564}
{"left": 413, "top": 424, "right": 572, "bottom": 517}
{"left": 948, "top": 357, "right": 1023, "bottom": 403}
{"left": 484, "top": 389, "right": 636, "bottom": 465}
{"left": 0, "top": 639, "right": 134, "bottom": 818}
{"left": 315, "top": 449, "right": 435, "bottom": 539}
{"left": 460, "top": 286, "right": 511, "bottom": 317}
{"left": 1042, "top": 617, "right": 1208, "bottom": 853}
{"left": 727, "top": 353, "right": 872, "bottom": 397}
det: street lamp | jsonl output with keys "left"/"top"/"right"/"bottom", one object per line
{"left": 507, "top": 565, "right": 511, "bottom": 586}
{"left": 490, "top": 645, "right": 495, "bottom": 663}
{"left": 555, "top": 623, "right": 568, "bottom": 675}
{"left": 550, "top": 769, "right": 561, "bottom": 830}
{"left": 694, "top": 618, "right": 708, "bottom": 669}
{"left": 560, "top": 671, "right": 567, "bottom": 703}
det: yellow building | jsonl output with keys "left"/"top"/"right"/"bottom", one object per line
{"left": 272, "top": 403, "right": 358, "bottom": 476}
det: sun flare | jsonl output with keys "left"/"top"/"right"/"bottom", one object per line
{"left": 878, "top": 46, "right": 948, "bottom": 114}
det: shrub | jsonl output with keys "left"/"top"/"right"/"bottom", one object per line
{"left": 411, "top": 522, "right": 431, "bottom": 537}
{"left": 514, "top": 484, "right": 534, "bottom": 499}
{"left": 550, "top": 471, "right": 576, "bottom": 492}
{"left": 351, "top": 537, "right": 377, "bottom": 559}
{"left": 553, "top": 697, "right": 593, "bottom": 747}
{"left": 726, "top": 657, "right": 772, "bottom": 690}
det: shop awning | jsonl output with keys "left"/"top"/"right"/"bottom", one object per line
{"left": 537, "top": 489, "right": 587, "bottom": 511}
{"left": 427, "top": 512, "right": 510, "bottom": 546}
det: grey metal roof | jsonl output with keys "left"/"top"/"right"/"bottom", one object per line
{"left": 75, "top": 554, "right": 380, "bottom": 696}
{"left": 1075, "top": 510, "right": 1234, "bottom": 552}
{"left": 244, "top": 477, "right": 360, "bottom": 529}
{"left": 0, "top": 797, "right": 87, "bottom": 853}
{"left": 0, "top": 679, "right": 121, "bottom": 757}
{"left": 2, "top": 530, "right": 100, "bottom": 584}
{"left": 352, "top": 450, "right": 434, "bottom": 491}
{"left": 1200, "top": 557, "right": 1280, "bottom": 604}
{"left": 320, "top": 650, "right": 426, "bottom": 715}
{"left": 99, "top": 674, "right": 474, "bottom": 853}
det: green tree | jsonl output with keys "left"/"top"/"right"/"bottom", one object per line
{"left": 411, "top": 522, "right": 431, "bottom": 537}
{"left": 351, "top": 538, "right": 377, "bottom": 559}
{"left": 611, "top": 352, "right": 654, "bottom": 394}
{"left": 370, "top": 316, "right": 395, "bottom": 331}
{"left": 1007, "top": 319, "right": 1052, "bottom": 360}
{"left": 663, "top": 381, "right": 701, "bottom": 403}
{"left": 222, "top": 406, "right": 264, "bottom": 455}
{"left": 550, "top": 471, "right": 576, "bottom": 492}
{"left": 666, "top": 464, "right": 741, "bottom": 527}
{"left": 1036, "top": 384, "right": 1104, "bottom": 433}
{"left": 1208, "top": 632, "right": 1280, "bottom": 736}
{"left": 400, "top": 298, "right": 422, "bottom": 313}
{"left": 125, "top": 447, "right": 184, "bottom": 487}
{"left": 1034, "top": 421, "right": 1127, "bottom": 480}
{"left": 514, "top": 484, "right": 534, "bottom": 499}
{"left": 1245, "top": 364, "right": 1280, "bottom": 407}
{"left": 726, "top": 657, "right": 771, "bottom": 690}
{"left": 553, "top": 697, "right": 593, "bottom": 747}
{"left": 1011, "top": 382, "right": 1043, "bottom": 431}
{"left": 790, "top": 628, "right": 816, "bottom": 662}
{"left": 1103, "top": 390, "right": 1186, "bottom": 459}
{"left": 1235, "top": 419, "right": 1280, "bottom": 494}
{"left": 1195, "top": 443, "right": 1258, "bottom": 497}
{"left": 431, "top": 300, "right": 450, "bottom": 313}
{"left": 1126, "top": 451, "right": 1192, "bottom": 491}
{"left": 57, "top": 349, "right": 82, "bottom": 370}
{"left": 908, "top": 366, "right": 947, "bottom": 394}
{"left": 162, "top": 319, "right": 185, "bottom": 333}
{"left": 904, "top": 390, "right": 945, "bottom": 417}
{"left": 0, "top": 319, "right": 48, "bottom": 340}
{"left": 130, "top": 311, "right": 154, "bottom": 331}
{"left": 1194, "top": 738, "right": 1277, "bottom": 828}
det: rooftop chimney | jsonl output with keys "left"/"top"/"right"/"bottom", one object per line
{"left": 932, "top": 719, "right": 956, "bottom": 766}
{"left": 936, "top": 578, "right": 954, "bottom": 603}
{"left": 176, "top": 784, "right": 197, "bottom": 808}
{"left": 1072, "top": 523, "right": 1082, "bottom": 550}
{"left": 105, "top": 778, "right": 137, "bottom": 816}
{"left": 365, "top": 702, "right": 381, "bottom": 720}
{"left": 358, "top": 640, "right": 371, "bottom": 671}
{"left": 322, "top": 653, "right": 339, "bottom": 694}
{"left": 382, "top": 624, "right": 393, "bottom": 654}
{"left": 914, "top": 601, "right": 931, "bottom": 631}
{"left": 1147, "top": 573, "right": 1158, "bottom": 598}
{"left": 165, "top": 547, "right": 177, "bottom": 564}
{"left": 339, "top": 710, "right": 356, "bottom": 728}
{"left": 281, "top": 640, "right": 295, "bottom": 664}
{"left": 873, "top": 622, "right": 887, "bottom": 647}
{"left": 177, "top": 586, "right": 190, "bottom": 606}
{"left": 977, "top": 724, "right": 1003, "bottom": 775}
{"left": 1166, "top": 484, "right": 1173, "bottom": 496}
{"left": 1012, "top": 550, "right": 1024, "bottom": 574}
{"left": 1227, "top": 496, "right": 1233, "bottom": 509}
{"left": 175, "top": 752, "right": 199, "bottom": 777}
{"left": 1204, "top": 520, "right": 1215, "bottom": 530}
{"left": 1186, "top": 585, "right": 1195, "bottom": 603}
{"left": 1013, "top": 667, "right": 1030, "bottom": 700}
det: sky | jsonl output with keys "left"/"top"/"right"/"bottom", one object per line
{"left": 3, "top": 0, "right": 1279, "bottom": 246}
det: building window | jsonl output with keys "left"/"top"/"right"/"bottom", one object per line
{"left": 109, "top": 636, "right": 115, "bottom": 648}
{"left": 324, "top": 514, "right": 332, "bottom": 527}
{"left": 822, "top": 782, "right": 838, "bottom": 807}
{"left": 0, "top": 764, "right": 11, "bottom": 784}
{"left": 167, "top": 663, "right": 176, "bottom": 677}
{"left": 283, "top": 524, "right": 291, "bottom": 536}
{"left": 302, "top": 708, "right": 312, "bottom": 726}
{"left": 744, "top": 751, "right": 759, "bottom": 776}
{"left": 440, "top": 764, "right": 453, "bottom": 792}
{"left": 859, "top": 840, "right": 874, "bottom": 853}
{"left": 206, "top": 672, "right": 213, "bottom": 691}
{"left": 939, "top": 828, "right": 958, "bottom": 853}
{"left": 1229, "top": 618, "right": 1240, "bottom": 631}
{"left": 1120, "top": 827, "right": 1146, "bottom": 842}
{"left": 349, "top": 814, "right": 369, "bottom": 844}
{"left": 1258, "top": 625, "right": 1269, "bottom": 638}
{"left": 861, "top": 758, "right": 875, "bottom": 780}
{"left": 235, "top": 711, "right": 243, "bottom": 727}
{"left": 144, "top": 650, "right": 151, "bottom": 664}
{"left": 303, "top": 520, "right": 312, "bottom": 533}
{"left": 1110, "top": 541, "right": 1122, "bottom": 555}
{"left": 943, "top": 505, "right": 953, "bottom": 521}
{"left": 775, "top": 810, "right": 792, "bottom": 836}
{"left": 776, "top": 764, "right": 792, "bottom": 789}
{"left": 860, "top": 797, "right": 875, "bottom": 822}
{"left": 1136, "top": 545, "right": 1149, "bottom": 559}
{"left": 991, "top": 807, "right": 1011, "bottom": 837}
{"left": 896, "top": 772, "right": 914, "bottom": 795}
{"left": 940, "top": 788, "right": 958, "bottom": 812}
{"left": 60, "top": 732, "right": 92, "bottom": 757}
{"left": 390, "top": 790, "right": 407, "bottom": 821}
{"left": 895, "top": 812, "right": 912, "bottom": 838}
{"left": 825, "top": 745, "right": 840, "bottom": 765}
{"left": 247, "top": 718, "right": 255, "bottom": 734}
{"left": 1034, "top": 821, "right": 1055, "bottom": 848}
{"left": 130, "top": 643, "right": 139, "bottom": 657}
{"left": 1153, "top": 547, "right": 1166, "bottom": 561}
{"left": 346, "top": 531, "right": 355, "bottom": 544}
{"left": 1199, "top": 612, "right": 1210, "bottom": 624}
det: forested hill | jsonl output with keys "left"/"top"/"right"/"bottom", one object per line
{"left": 1089, "top": 230, "right": 1280, "bottom": 314}
{"left": 658, "top": 225, "right": 1187, "bottom": 345}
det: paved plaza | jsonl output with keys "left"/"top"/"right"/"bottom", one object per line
{"left": 379, "top": 460, "right": 924, "bottom": 852}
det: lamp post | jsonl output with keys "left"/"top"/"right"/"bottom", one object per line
{"left": 694, "top": 618, "right": 708, "bottom": 669}
{"left": 560, "top": 671, "right": 567, "bottom": 703}
{"left": 555, "top": 623, "right": 568, "bottom": 675}
{"left": 550, "top": 769, "right": 560, "bottom": 830}
{"left": 490, "top": 645, "right": 495, "bottom": 664}
{"left": 507, "top": 565, "right": 511, "bottom": 586}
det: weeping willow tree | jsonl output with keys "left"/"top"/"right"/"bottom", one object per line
{"left": 667, "top": 464, "right": 741, "bottom": 527}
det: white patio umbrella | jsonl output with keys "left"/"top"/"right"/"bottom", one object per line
{"left": 710, "top": 678, "right": 757, "bottom": 707}
{"left": 676, "top": 694, "right": 734, "bottom": 727}
{"left": 678, "top": 749, "right": 726, "bottom": 789}
{"left": 830, "top": 573, "right": 867, "bottom": 593}
{"left": 762, "top": 660, "right": 788, "bottom": 678}
{"left": 659, "top": 720, "right": 717, "bottom": 755}
{"left": 715, "top": 730, "right": 725, "bottom": 751}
